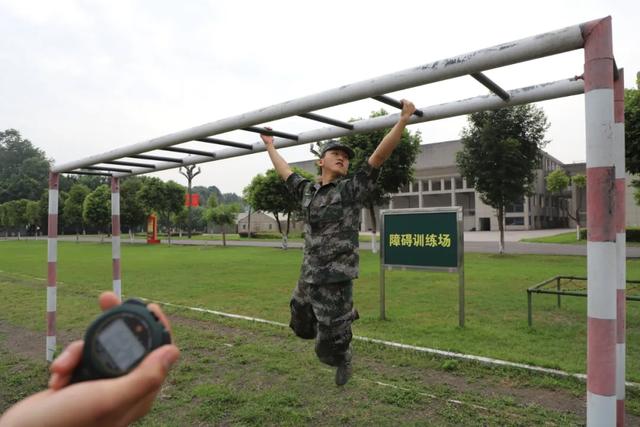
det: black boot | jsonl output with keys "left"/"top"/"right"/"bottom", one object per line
{"left": 335, "top": 348, "right": 352, "bottom": 386}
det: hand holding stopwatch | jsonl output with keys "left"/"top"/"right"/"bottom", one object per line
{"left": 70, "top": 299, "right": 171, "bottom": 383}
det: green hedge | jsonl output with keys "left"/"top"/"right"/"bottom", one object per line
{"left": 628, "top": 228, "right": 640, "bottom": 242}
{"left": 579, "top": 228, "right": 640, "bottom": 242}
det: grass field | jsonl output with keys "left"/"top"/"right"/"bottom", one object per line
{"left": 1, "top": 240, "right": 639, "bottom": 425}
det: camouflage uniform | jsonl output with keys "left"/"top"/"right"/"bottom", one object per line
{"left": 286, "top": 161, "right": 379, "bottom": 367}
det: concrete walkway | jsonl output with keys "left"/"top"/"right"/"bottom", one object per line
{"left": 5, "top": 229, "right": 640, "bottom": 258}
{"left": 462, "top": 228, "right": 576, "bottom": 242}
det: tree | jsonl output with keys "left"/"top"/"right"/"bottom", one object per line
{"left": 0, "top": 129, "right": 50, "bottom": 203}
{"left": 205, "top": 203, "right": 241, "bottom": 246}
{"left": 83, "top": 185, "right": 111, "bottom": 241}
{"left": 172, "top": 207, "right": 189, "bottom": 238}
{"left": 138, "top": 178, "right": 185, "bottom": 244}
{"left": 0, "top": 203, "right": 8, "bottom": 238}
{"left": 64, "top": 184, "right": 90, "bottom": 239}
{"left": 546, "top": 169, "right": 586, "bottom": 240}
{"left": 219, "top": 192, "right": 245, "bottom": 206}
{"left": 25, "top": 200, "right": 40, "bottom": 236}
{"left": 189, "top": 185, "right": 244, "bottom": 210}
{"left": 2, "top": 201, "right": 16, "bottom": 237}
{"left": 625, "top": 73, "right": 640, "bottom": 175}
{"left": 243, "top": 167, "right": 314, "bottom": 249}
{"left": 625, "top": 73, "right": 640, "bottom": 205}
{"left": 192, "top": 185, "right": 222, "bottom": 208}
{"left": 58, "top": 174, "right": 109, "bottom": 194}
{"left": 3, "top": 199, "right": 28, "bottom": 238}
{"left": 190, "top": 206, "right": 207, "bottom": 233}
{"left": 120, "top": 177, "right": 147, "bottom": 242}
{"left": 179, "top": 165, "right": 201, "bottom": 239}
{"left": 206, "top": 193, "right": 218, "bottom": 209}
{"left": 339, "top": 109, "right": 421, "bottom": 252}
{"left": 36, "top": 189, "right": 68, "bottom": 236}
{"left": 456, "top": 104, "right": 549, "bottom": 254}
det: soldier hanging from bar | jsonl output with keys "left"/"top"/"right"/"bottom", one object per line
{"left": 260, "top": 100, "right": 416, "bottom": 386}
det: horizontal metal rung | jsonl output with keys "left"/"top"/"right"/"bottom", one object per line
{"left": 104, "top": 160, "right": 156, "bottom": 169}
{"left": 243, "top": 126, "right": 298, "bottom": 141}
{"left": 67, "top": 171, "right": 113, "bottom": 176}
{"left": 298, "top": 113, "right": 354, "bottom": 130}
{"left": 130, "top": 154, "right": 183, "bottom": 163}
{"left": 161, "top": 147, "right": 216, "bottom": 157}
{"left": 81, "top": 166, "right": 133, "bottom": 173}
{"left": 470, "top": 72, "right": 510, "bottom": 101}
{"left": 372, "top": 95, "right": 424, "bottom": 117}
{"left": 197, "top": 137, "right": 253, "bottom": 150}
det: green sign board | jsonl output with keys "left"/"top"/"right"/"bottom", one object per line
{"left": 379, "top": 207, "right": 465, "bottom": 326}
{"left": 381, "top": 208, "right": 461, "bottom": 270}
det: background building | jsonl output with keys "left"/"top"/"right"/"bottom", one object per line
{"left": 237, "top": 211, "right": 277, "bottom": 234}
{"left": 291, "top": 140, "right": 640, "bottom": 231}
{"left": 236, "top": 211, "right": 300, "bottom": 235}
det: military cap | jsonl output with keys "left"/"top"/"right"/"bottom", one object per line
{"left": 319, "top": 140, "right": 355, "bottom": 159}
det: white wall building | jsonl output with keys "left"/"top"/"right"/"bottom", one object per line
{"left": 291, "top": 140, "right": 640, "bottom": 231}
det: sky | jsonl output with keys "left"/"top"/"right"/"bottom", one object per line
{"left": 1, "top": 0, "right": 638, "bottom": 195}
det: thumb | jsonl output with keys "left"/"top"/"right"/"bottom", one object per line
{"left": 107, "top": 345, "right": 180, "bottom": 404}
{"left": 138, "top": 344, "right": 180, "bottom": 375}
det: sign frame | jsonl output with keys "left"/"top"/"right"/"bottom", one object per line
{"left": 379, "top": 207, "right": 465, "bottom": 327}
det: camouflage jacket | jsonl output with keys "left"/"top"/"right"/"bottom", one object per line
{"left": 286, "top": 162, "right": 380, "bottom": 284}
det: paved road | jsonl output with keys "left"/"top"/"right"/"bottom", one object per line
{"left": 6, "top": 231, "right": 640, "bottom": 258}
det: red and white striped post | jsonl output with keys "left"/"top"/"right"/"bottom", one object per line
{"left": 46, "top": 172, "right": 59, "bottom": 362}
{"left": 614, "top": 68, "right": 626, "bottom": 427}
{"left": 111, "top": 177, "right": 122, "bottom": 300}
{"left": 583, "top": 16, "right": 617, "bottom": 425}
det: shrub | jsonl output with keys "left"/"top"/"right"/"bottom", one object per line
{"left": 238, "top": 231, "right": 257, "bottom": 238}
{"left": 579, "top": 228, "right": 640, "bottom": 242}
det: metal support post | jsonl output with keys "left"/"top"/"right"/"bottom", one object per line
{"left": 379, "top": 208, "right": 386, "bottom": 321}
{"left": 458, "top": 268, "right": 465, "bottom": 328}
{"left": 111, "top": 177, "right": 122, "bottom": 300}
{"left": 528, "top": 291, "right": 533, "bottom": 327}
{"left": 46, "top": 172, "right": 59, "bottom": 362}
{"left": 583, "top": 16, "right": 617, "bottom": 426}
{"left": 458, "top": 212, "right": 465, "bottom": 328}
{"left": 614, "top": 68, "right": 627, "bottom": 426}
{"left": 379, "top": 266, "right": 386, "bottom": 321}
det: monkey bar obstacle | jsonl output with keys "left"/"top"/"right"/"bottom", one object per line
{"left": 47, "top": 17, "right": 625, "bottom": 426}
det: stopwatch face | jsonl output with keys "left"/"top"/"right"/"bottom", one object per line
{"left": 91, "top": 313, "right": 151, "bottom": 375}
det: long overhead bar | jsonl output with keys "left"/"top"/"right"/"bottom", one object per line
{"left": 52, "top": 18, "right": 595, "bottom": 174}
{"left": 113, "top": 77, "right": 584, "bottom": 177}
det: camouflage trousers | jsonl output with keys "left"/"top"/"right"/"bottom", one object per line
{"left": 289, "top": 279, "right": 359, "bottom": 367}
